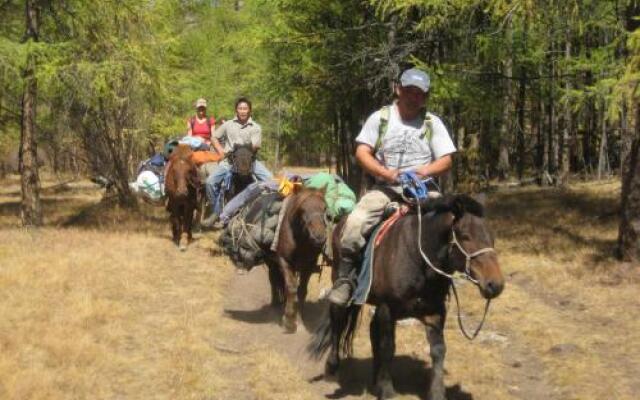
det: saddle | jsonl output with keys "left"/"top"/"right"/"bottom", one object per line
{"left": 352, "top": 173, "right": 440, "bottom": 305}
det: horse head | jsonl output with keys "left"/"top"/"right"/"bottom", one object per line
{"left": 290, "top": 188, "right": 327, "bottom": 248}
{"left": 422, "top": 194, "right": 504, "bottom": 300}
{"left": 229, "top": 144, "right": 255, "bottom": 177}
{"left": 167, "top": 144, "right": 198, "bottom": 198}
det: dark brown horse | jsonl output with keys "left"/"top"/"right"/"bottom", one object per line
{"left": 165, "top": 144, "right": 199, "bottom": 251}
{"left": 309, "top": 194, "right": 505, "bottom": 400}
{"left": 223, "top": 144, "right": 256, "bottom": 207}
{"left": 265, "top": 188, "right": 328, "bottom": 333}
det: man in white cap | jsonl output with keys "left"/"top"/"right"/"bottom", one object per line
{"left": 327, "top": 67, "right": 457, "bottom": 306}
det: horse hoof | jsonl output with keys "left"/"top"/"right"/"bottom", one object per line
{"left": 282, "top": 317, "right": 297, "bottom": 333}
{"left": 429, "top": 386, "right": 446, "bottom": 400}
{"left": 376, "top": 383, "right": 396, "bottom": 399}
{"left": 324, "top": 360, "right": 339, "bottom": 380}
{"left": 179, "top": 244, "right": 187, "bottom": 252}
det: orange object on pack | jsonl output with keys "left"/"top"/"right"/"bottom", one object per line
{"left": 190, "top": 150, "right": 222, "bottom": 165}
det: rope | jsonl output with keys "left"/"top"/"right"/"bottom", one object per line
{"left": 414, "top": 199, "right": 495, "bottom": 341}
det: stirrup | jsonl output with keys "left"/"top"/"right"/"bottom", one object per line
{"left": 333, "top": 277, "right": 355, "bottom": 290}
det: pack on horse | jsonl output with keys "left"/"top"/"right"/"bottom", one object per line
{"left": 165, "top": 144, "right": 199, "bottom": 251}
{"left": 309, "top": 194, "right": 505, "bottom": 400}
{"left": 265, "top": 187, "right": 328, "bottom": 333}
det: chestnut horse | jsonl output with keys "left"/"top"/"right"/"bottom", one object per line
{"left": 165, "top": 144, "right": 199, "bottom": 251}
{"left": 309, "top": 194, "right": 505, "bottom": 400}
{"left": 265, "top": 188, "right": 328, "bottom": 333}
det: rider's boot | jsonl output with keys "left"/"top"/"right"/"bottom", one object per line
{"left": 201, "top": 213, "right": 219, "bottom": 228}
{"left": 327, "top": 255, "right": 357, "bottom": 306}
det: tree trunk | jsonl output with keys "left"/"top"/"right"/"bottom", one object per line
{"left": 598, "top": 100, "right": 610, "bottom": 179}
{"left": 19, "top": 0, "right": 43, "bottom": 227}
{"left": 617, "top": 101, "right": 640, "bottom": 261}
{"left": 621, "top": 103, "right": 631, "bottom": 177}
{"left": 497, "top": 20, "right": 513, "bottom": 180}
{"left": 560, "top": 24, "right": 572, "bottom": 186}
{"left": 516, "top": 73, "right": 526, "bottom": 180}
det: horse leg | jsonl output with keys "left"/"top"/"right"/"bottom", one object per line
{"left": 325, "top": 303, "right": 346, "bottom": 378}
{"left": 277, "top": 256, "right": 299, "bottom": 333}
{"left": 185, "top": 202, "right": 195, "bottom": 242}
{"left": 266, "top": 260, "right": 284, "bottom": 308}
{"left": 297, "top": 269, "right": 312, "bottom": 321}
{"left": 170, "top": 210, "right": 180, "bottom": 246}
{"left": 422, "top": 312, "right": 447, "bottom": 400}
{"left": 178, "top": 206, "right": 188, "bottom": 251}
{"left": 371, "top": 303, "right": 396, "bottom": 399}
{"left": 370, "top": 307, "right": 381, "bottom": 384}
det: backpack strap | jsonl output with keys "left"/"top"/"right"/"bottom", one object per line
{"left": 421, "top": 112, "right": 434, "bottom": 142}
{"left": 374, "top": 106, "right": 391, "bottom": 153}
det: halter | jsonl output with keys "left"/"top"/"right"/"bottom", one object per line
{"left": 415, "top": 199, "right": 496, "bottom": 340}
{"left": 448, "top": 230, "right": 496, "bottom": 285}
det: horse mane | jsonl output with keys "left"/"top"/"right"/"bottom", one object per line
{"left": 170, "top": 144, "right": 194, "bottom": 162}
{"left": 419, "top": 194, "right": 484, "bottom": 218}
{"left": 286, "top": 188, "right": 325, "bottom": 216}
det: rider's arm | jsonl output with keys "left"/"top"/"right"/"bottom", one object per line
{"left": 355, "top": 144, "right": 398, "bottom": 183}
{"left": 212, "top": 138, "right": 225, "bottom": 156}
{"left": 212, "top": 123, "right": 226, "bottom": 155}
{"left": 186, "top": 120, "right": 193, "bottom": 136}
{"left": 250, "top": 124, "right": 262, "bottom": 152}
{"left": 414, "top": 154, "right": 453, "bottom": 178}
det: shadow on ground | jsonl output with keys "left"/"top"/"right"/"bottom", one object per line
{"left": 309, "top": 356, "right": 473, "bottom": 400}
{"left": 225, "top": 299, "right": 328, "bottom": 332}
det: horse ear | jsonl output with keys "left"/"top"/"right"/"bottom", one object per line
{"left": 454, "top": 194, "right": 484, "bottom": 218}
{"left": 473, "top": 192, "right": 487, "bottom": 208}
{"left": 451, "top": 196, "right": 466, "bottom": 220}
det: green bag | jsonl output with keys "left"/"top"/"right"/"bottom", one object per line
{"left": 305, "top": 172, "right": 356, "bottom": 220}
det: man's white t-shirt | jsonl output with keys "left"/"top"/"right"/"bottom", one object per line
{"left": 355, "top": 103, "right": 456, "bottom": 172}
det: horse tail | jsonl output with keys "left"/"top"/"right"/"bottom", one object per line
{"left": 307, "top": 309, "right": 332, "bottom": 359}
{"left": 307, "top": 304, "right": 362, "bottom": 360}
{"left": 339, "top": 304, "right": 362, "bottom": 356}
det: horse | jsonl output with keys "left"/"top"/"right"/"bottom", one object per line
{"left": 164, "top": 144, "right": 199, "bottom": 251}
{"left": 222, "top": 144, "right": 256, "bottom": 208}
{"left": 264, "top": 188, "right": 328, "bottom": 333}
{"left": 309, "top": 194, "right": 505, "bottom": 400}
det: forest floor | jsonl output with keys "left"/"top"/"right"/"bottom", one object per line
{"left": 0, "top": 173, "right": 639, "bottom": 400}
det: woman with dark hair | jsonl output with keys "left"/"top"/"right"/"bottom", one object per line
{"left": 202, "top": 97, "right": 273, "bottom": 228}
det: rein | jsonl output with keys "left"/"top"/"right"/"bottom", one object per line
{"left": 415, "top": 199, "right": 496, "bottom": 341}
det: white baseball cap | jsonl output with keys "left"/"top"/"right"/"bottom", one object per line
{"left": 400, "top": 68, "right": 430, "bottom": 93}
{"left": 195, "top": 98, "right": 207, "bottom": 108}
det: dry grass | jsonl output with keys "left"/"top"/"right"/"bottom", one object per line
{"left": 0, "top": 173, "right": 639, "bottom": 399}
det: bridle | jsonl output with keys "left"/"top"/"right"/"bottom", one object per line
{"left": 415, "top": 200, "right": 496, "bottom": 340}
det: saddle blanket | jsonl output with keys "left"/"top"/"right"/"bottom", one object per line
{"left": 351, "top": 206, "right": 409, "bottom": 305}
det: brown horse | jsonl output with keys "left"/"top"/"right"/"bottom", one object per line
{"left": 265, "top": 188, "right": 328, "bottom": 333}
{"left": 309, "top": 194, "right": 505, "bottom": 400}
{"left": 165, "top": 144, "right": 199, "bottom": 251}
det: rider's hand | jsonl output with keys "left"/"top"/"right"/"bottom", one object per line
{"left": 414, "top": 164, "right": 431, "bottom": 178}
{"left": 382, "top": 168, "right": 400, "bottom": 184}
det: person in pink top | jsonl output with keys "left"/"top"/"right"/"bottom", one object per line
{"left": 187, "top": 98, "right": 216, "bottom": 144}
